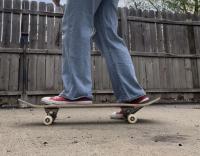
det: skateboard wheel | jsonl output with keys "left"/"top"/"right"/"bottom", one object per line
{"left": 43, "top": 116, "right": 53, "bottom": 126}
{"left": 127, "top": 114, "right": 138, "bottom": 124}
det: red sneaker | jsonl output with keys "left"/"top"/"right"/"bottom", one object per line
{"left": 41, "top": 96, "right": 92, "bottom": 105}
{"left": 110, "top": 95, "right": 150, "bottom": 119}
{"left": 129, "top": 95, "right": 150, "bottom": 105}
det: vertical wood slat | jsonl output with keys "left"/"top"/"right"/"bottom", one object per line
{"left": 156, "top": 11, "right": 165, "bottom": 53}
{"left": 21, "top": 0, "right": 29, "bottom": 34}
{"left": 19, "top": 0, "right": 29, "bottom": 92}
{"left": 120, "top": 7, "right": 129, "bottom": 49}
{"left": 38, "top": 2, "right": 46, "bottom": 49}
{"left": 135, "top": 9, "right": 144, "bottom": 52}
{"left": 142, "top": 10, "right": 152, "bottom": 52}
{"left": 0, "top": 0, "right": 3, "bottom": 46}
{"left": 54, "top": 6, "right": 63, "bottom": 49}
{"left": 29, "top": 1, "right": 38, "bottom": 49}
{"left": 8, "top": 55, "right": 20, "bottom": 91}
{"left": 8, "top": 0, "right": 21, "bottom": 92}
{"left": 54, "top": 56, "right": 62, "bottom": 90}
{"left": 36, "top": 56, "right": 46, "bottom": 90}
{"left": 28, "top": 55, "right": 37, "bottom": 91}
{"left": 129, "top": 8, "right": 136, "bottom": 52}
{"left": 47, "top": 3, "right": 54, "bottom": 49}
{"left": 0, "top": 54, "right": 10, "bottom": 90}
{"left": 11, "top": 0, "right": 21, "bottom": 48}
{"left": 194, "top": 15, "right": 200, "bottom": 54}
{"left": 2, "top": 0, "right": 12, "bottom": 47}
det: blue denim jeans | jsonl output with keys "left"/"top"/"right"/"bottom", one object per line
{"left": 59, "top": 0, "right": 146, "bottom": 102}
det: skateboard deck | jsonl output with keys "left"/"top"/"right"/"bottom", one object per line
{"left": 18, "top": 97, "right": 160, "bottom": 125}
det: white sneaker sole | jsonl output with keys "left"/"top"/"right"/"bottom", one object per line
{"left": 41, "top": 97, "right": 92, "bottom": 105}
{"left": 110, "top": 112, "right": 125, "bottom": 120}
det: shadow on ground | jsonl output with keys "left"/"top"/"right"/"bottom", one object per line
{"left": 14, "top": 118, "right": 164, "bottom": 128}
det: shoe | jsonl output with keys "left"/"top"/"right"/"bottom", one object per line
{"left": 41, "top": 96, "right": 92, "bottom": 105}
{"left": 110, "top": 95, "right": 150, "bottom": 119}
{"left": 110, "top": 110, "right": 125, "bottom": 119}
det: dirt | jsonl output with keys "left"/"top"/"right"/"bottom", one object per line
{"left": 0, "top": 105, "right": 200, "bottom": 156}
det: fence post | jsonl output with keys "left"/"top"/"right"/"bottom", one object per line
{"left": 20, "top": 32, "right": 29, "bottom": 103}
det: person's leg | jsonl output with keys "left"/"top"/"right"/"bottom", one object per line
{"left": 42, "top": 0, "right": 102, "bottom": 104}
{"left": 60, "top": 0, "right": 104, "bottom": 100}
{"left": 93, "top": 0, "right": 146, "bottom": 103}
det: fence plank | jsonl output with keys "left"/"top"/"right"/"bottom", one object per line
{"left": 139, "top": 57, "right": 147, "bottom": 89}
{"left": 29, "top": 1, "right": 38, "bottom": 49}
{"left": 159, "top": 58, "right": 167, "bottom": 89}
{"left": 36, "top": 55, "right": 46, "bottom": 90}
{"left": 21, "top": 0, "right": 29, "bottom": 34}
{"left": 38, "top": 2, "right": 46, "bottom": 49}
{"left": 194, "top": 15, "right": 200, "bottom": 54}
{"left": 134, "top": 9, "right": 144, "bottom": 52}
{"left": 8, "top": 55, "right": 20, "bottom": 90}
{"left": 156, "top": 11, "right": 165, "bottom": 53}
{"left": 120, "top": 7, "right": 129, "bottom": 48}
{"left": 145, "top": 58, "right": 154, "bottom": 89}
{"left": 142, "top": 10, "right": 152, "bottom": 53}
{"left": 0, "top": 54, "right": 10, "bottom": 90}
{"left": 28, "top": 55, "right": 37, "bottom": 91}
{"left": 149, "top": 10, "right": 157, "bottom": 52}
{"left": 2, "top": 0, "right": 12, "bottom": 47}
{"left": 0, "top": 0, "right": 3, "bottom": 46}
{"left": 184, "top": 59, "right": 193, "bottom": 89}
{"left": 11, "top": 0, "right": 21, "bottom": 48}
{"left": 54, "top": 56, "right": 62, "bottom": 90}
{"left": 46, "top": 56, "right": 55, "bottom": 89}
{"left": 46, "top": 3, "right": 54, "bottom": 49}
{"left": 129, "top": 8, "right": 136, "bottom": 52}
{"left": 54, "top": 6, "right": 63, "bottom": 49}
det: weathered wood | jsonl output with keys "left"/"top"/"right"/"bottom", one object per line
{"left": 120, "top": 7, "right": 129, "bottom": 48}
{"left": 0, "top": 8, "right": 63, "bottom": 17}
{"left": 54, "top": 56, "right": 62, "bottom": 90}
{"left": 27, "top": 55, "right": 37, "bottom": 91}
{"left": 2, "top": 0, "right": 12, "bottom": 47}
{"left": 54, "top": 6, "right": 63, "bottom": 49}
{"left": 38, "top": 2, "right": 46, "bottom": 49}
{"left": 21, "top": 0, "right": 29, "bottom": 34}
{"left": 156, "top": 11, "right": 165, "bottom": 53}
{"left": 129, "top": 8, "right": 136, "bottom": 52}
{"left": 23, "top": 88, "right": 200, "bottom": 95}
{"left": 127, "top": 16, "right": 200, "bottom": 26}
{"left": 0, "top": 0, "right": 3, "bottom": 46}
{"left": 46, "top": 3, "right": 54, "bottom": 49}
{"left": 36, "top": 55, "right": 46, "bottom": 90}
{"left": 29, "top": 1, "right": 38, "bottom": 49}
{"left": 142, "top": 10, "right": 152, "bottom": 52}
{"left": 149, "top": 10, "right": 157, "bottom": 53}
{"left": 0, "top": 5, "right": 200, "bottom": 104}
{"left": 11, "top": 0, "right": 21, "bottom": 48}
{"left": 8, "top": 55, "right": 20, "bottom": 91}
{"left": 45, "top": 55, "right": 55, "bottom": 90}
{"left": 0, "top": 54, "right": 10, "bottom": 90}
{"left": 193, "top": 15, "right": 200, "bottom": 54}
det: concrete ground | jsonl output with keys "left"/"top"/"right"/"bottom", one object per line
{"left": 0, "top": 105, "right": 200, "bottom": 156}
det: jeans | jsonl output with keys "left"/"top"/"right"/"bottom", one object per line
{"left": 59, "top": 0, "right": 146, "bottom": 102}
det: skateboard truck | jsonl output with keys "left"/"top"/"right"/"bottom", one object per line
{"left": 44, "top": 108, "right": 59, "bottom": 125}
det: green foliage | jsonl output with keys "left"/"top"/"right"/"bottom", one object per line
{"left": 127, "top": 0, "right": 200, "bottom": 14}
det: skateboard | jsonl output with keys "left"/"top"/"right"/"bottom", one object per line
{"left": 18, "top": 97, "right": 160, "bottom": 126}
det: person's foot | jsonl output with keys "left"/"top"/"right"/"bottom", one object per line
{"left": 41, "top": 96, "right": 92, "bottom": 105}
{"left": 110, "top": 95, "right": 150, "bottom": 119}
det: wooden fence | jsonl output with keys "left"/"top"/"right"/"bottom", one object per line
{"left": 0, "top": 0, "right": 200, "bottom": 107}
